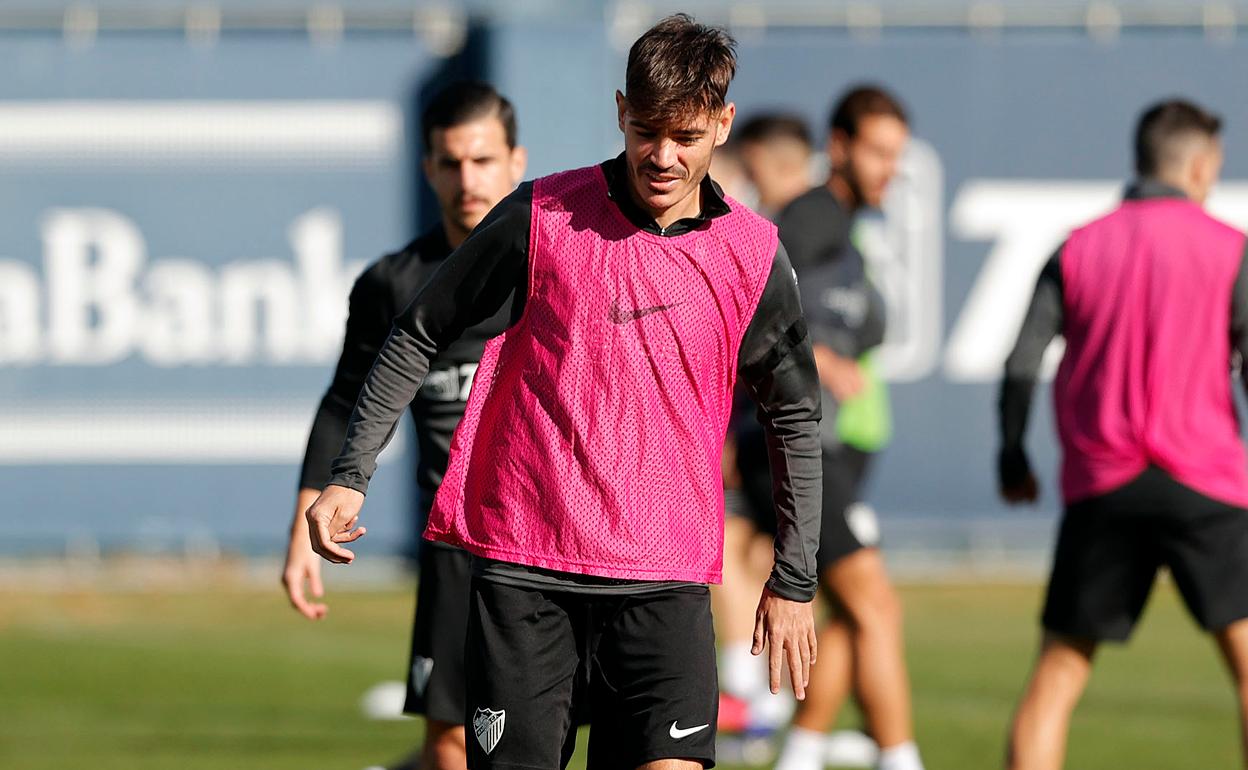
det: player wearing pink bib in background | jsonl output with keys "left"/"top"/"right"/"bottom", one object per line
{"left": 1000, "top": 99, "right": 1248, "bottom": 770}
{"left": 305, "top": 15, "right": 822, "bottom": 770}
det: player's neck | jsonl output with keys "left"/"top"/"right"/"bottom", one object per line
{"left": 826, "top": 173, "right": 861, "bottom": 214}
{"left": 442, "top": 218, "right": 470, "bottom": 249}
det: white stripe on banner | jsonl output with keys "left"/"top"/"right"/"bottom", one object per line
{"left": 0, "top": 403, "right": 405, "bottom": 464}
{"left": 0, "top": 101, "right": 403, "bottom": 167}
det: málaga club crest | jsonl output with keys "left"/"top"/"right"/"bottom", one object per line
{"left": 473, "top": 707, "right": 506, "bottom": 754}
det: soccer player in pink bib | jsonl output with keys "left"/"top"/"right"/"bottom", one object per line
{"left": 306, "top": 14, "right": 822, "bottom": 770}
{"left": 1000, "top": 99, "right": 1248, "bottom": 769}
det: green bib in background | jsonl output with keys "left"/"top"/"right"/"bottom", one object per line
{"left": 836, "top": 351, "right": 892, "bottom": 451}
{"left": 837, "top": 220, "right": 893, "bottom": 452}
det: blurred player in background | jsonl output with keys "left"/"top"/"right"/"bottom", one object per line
{"left": 707, "top": 136, "right": 754, "bottom": 204}
{"left": 714, "top": 112, "right": 816, "bottom": 744}
{"left": 1000, "top": 99, "right": 1248, "bottom": 770}
{"left": 305, "top": 15, "right": 821, "bottom": 770}
{"left": 737, "top": 113, "right": 814, "bottom": 219}
{"left": 281, "top": 82, "right": 526, "bottom": 770}
{"left": 756, "top": 85, "right": 925, "bottom": 770}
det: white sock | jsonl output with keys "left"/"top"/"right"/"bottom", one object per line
{"left": 775, "top": 727, "right": 825, "bottom": 770}
{"left": 749, "top": 688, "right": 795, "bottom": 729}
{"left": 721, "top": 640, "right": 767, "bottom": 699}
{"left": 876, "top": 740, "right": 924, "bottom": 770}
{"left": 825, "top": 729, "right": 879, "bottom": 766}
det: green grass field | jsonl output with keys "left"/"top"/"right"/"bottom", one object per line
{"left": 2, "top": 580, "right": 1240, "bottom": 769}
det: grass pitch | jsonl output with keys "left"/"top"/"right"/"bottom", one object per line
{"left": 1, "top": 579, "right": 1239, "bottom": 769}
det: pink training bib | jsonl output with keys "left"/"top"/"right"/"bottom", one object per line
{"left": 1056, "top": 197, "right": 1248, "bottom": 507}
{"left": 425, "top": 164, "right": 777, "bottom": 582}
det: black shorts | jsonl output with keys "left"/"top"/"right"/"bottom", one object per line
{"left": 465, "top": 579, "right": 719, "bottom": 770}
{"left": 404, "top": 543, "right": 471, "bottom": 723}
{"left": 1043, "top": 465, "right": 1248, "bottom": 641}
{"left": 737, "top": 430, "right": 878, "bottom": 572}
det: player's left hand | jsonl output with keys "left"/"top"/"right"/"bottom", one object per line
{"left": 998, "top": 447, "right": 1039, "bottom": 504}
{"left": 752, "top": 587, "right": 818, "bottom": 701}
{"left": 305, "top": 484, "right": 367, "bottom": 564}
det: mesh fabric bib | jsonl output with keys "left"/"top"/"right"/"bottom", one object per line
{"left": 424, "top": 165, "right": 777, "bottom": 582}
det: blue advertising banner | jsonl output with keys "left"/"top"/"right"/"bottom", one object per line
{"left": 0, "top": 32, "right": 449, "bottom": 553}
{"left": 5, "top": 13, "right": 1248, "bottom": 557}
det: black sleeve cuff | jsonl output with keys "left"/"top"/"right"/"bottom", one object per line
{"left": 765, "top": 573, "right": 817, "bottom": 603}
{"left": 325, "top": 473, "right": 369, "bottom": 495}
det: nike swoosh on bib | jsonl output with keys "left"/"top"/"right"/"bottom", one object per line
{"left": 669, "top": 721, "right": 710, "bottom": 739}
{"left": 609, "top": 300, "right": 682, "bottom": 324}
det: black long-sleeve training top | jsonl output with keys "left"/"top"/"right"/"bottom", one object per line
{"left": 999, "top": 180, "right": 1248, "bottom": 484}
{"left": 299, "top": 227, "right": 511, "bottom": 512}
{"left": 328, "top": 154, "right": 823, "bottom": 601}
{"left": 776, "top": 185, "right": 886, "bottom": 359}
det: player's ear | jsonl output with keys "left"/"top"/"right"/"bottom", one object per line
{"left": 1198, "top": 139, "right": 1224, "bottom": 202}
{"left": 715, "top": 103, "right": 736, "bottom": 148}
{"left": 509, "top": 145, "right": 528, "bottom": 184}
{"left": 615, "top": 91, "right": 628, "bottom": 133}
{"left": 421, "top": 154, "right": 434, "bottom": 179}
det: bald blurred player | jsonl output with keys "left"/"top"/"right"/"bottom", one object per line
{"left": 759, "top": 85, "right": 924, "bottom": 770}
{"left": 1001, "top": 100, "right": 1248, "bottom": 770}
{"left": 281, "top": 82, "right": 526, "bottom": 770}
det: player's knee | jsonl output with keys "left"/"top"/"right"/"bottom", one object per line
{"left": 634, "top": 760, "right": 706, "bottom": 770}
{"left": 841, "top": 580, "right": 903, "bottom": 635}
{"left": 423, "top": 722, "right": 467, "bottom": 770}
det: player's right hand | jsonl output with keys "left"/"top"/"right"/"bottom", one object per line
{"left": 305, "top": 484, "right": 367, "bottom": 564}
{"left": 282, "top": 536, "right": 328, "bottom": 620}
{"left": 812, "top": 345, "right": 865, "bottom": 402}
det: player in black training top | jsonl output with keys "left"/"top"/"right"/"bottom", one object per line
{"left": 306, "top": 16, "right": 822, "bottom": 770}
{"left": 281, "top": 82, "right": 526, "bottom": 770}
{"left": 758, "top": 86, "right": 926, "bottom": 770}
{"left": 714, "top": 113, "right": 817, "bottom": 735}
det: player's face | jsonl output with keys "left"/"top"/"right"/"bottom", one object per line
{"left": 834, "top": 114, "right": 909, "bottom": 209}
{"left": 423, "top": 116, "right": 527, "bottom": 242}
{"left": 616, "top": 92, "right": 735, "bottom": 223}
{"left": 740, "top": 139, "right": 810, "bottom": 212}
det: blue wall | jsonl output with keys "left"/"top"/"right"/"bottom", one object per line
{"left": 4, "top": 18, "right": 1248, "bottom": 555}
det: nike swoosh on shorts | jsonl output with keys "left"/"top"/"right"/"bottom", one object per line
{"left": 669, "top": 721, "right": 710, "bottom": 739}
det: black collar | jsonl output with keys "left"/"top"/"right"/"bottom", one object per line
{"left": 1124, "top": 179, "right": 1189, "bottom": 202}
{"left": 601, "top": 153, "right": 732, "bottom": 236}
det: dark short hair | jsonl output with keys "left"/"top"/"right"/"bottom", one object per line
{"left": 1134, "top": 99, "right": 1222, "bottom": 177}
{"left": 829, "top": 84, "right": 908, "bottom": 138}
{"left": 421, "top": 81, "right": 517, "bottom": 153}
{"left": 737, "top": 114, "right": 812, "bottom": 150}
{"left": 625, "top": 13, "right": 737, "bottom": 124}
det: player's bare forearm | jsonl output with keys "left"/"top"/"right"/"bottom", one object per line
{"left": 305, "top": 484, "right": 367, "bottom": 564}
{"left": 289, "top": 488, "right": 320, "bottom": 538}
{"left": 752, "top": 587, "right": 817, "bottom": 700}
